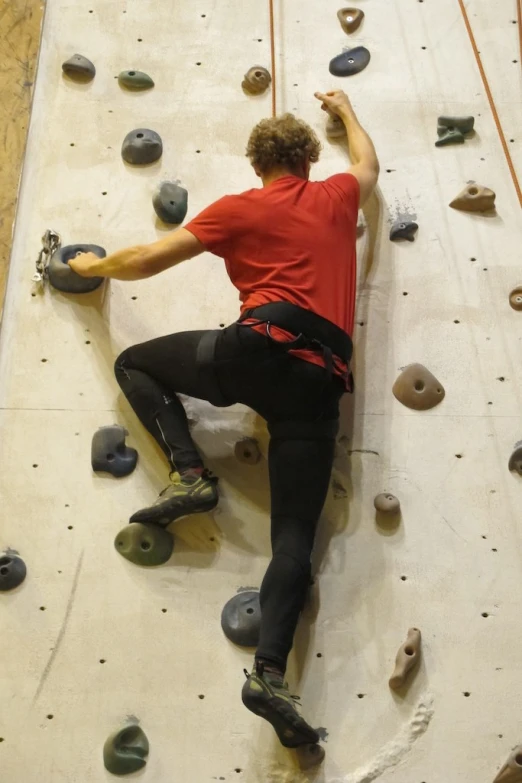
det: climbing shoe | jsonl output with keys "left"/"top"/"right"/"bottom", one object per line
{"left": 241, "top": 662, "right": 319, "bottom": 748}
{"left": 129, "top": 470, "right": 218, "bottom": 527}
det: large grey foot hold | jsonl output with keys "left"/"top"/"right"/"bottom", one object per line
{"left": 337, "top": 8, "right": 364, "bottom": 34}
{"left": 242, "top": 66, "right": 271, "bottom": 95}
{"left": 221, "top": 590, "right": 261, "bottom": 646}
{"left": 91, "top": 425, "right": 138, "bottom": 477}
{"left": 0, "top": 554, "right": 27, "bottom": 591}
{"left": 389, "top": 220, "right": 418, "bottom": 242}
{"left": 103, "top": 724, "right": 149, "bottom": 775}
{"left": 435, "top": 128, "right": 465, "bottom": 147}
{"left": 152, "top": 181, "right": 188, "bottom": 224}
{"left": 438, "top": 115, "right": 475, "bottom": 134}
{"left": 118, "top": 70, "right": 154, "bottom": 90}
{"left": 508, "top": 443, "right": 522, "bottom": 476}
{"left": 114, "top": 523, "right": 174, "bottom": 566}
{"left": 62, "top": 54, "right": 95, "bottom": 81}
{"left": 393, "top": 364, "right": 445, "bottom": 411}
{"left": 122, "top": 128, "right": 163, "bottom": 165}
{"left": 49, "top": 244, "right": 105, "bottom": 294}
{"left": 493, "top": 746, "right": 522, "bottom": 783}
{"left": 329, "top": 46, "right": 371, "bottom": 77}
{"left": 449, "top": 184, "right": 496, "bottom": 212}
{"left": 389, "top": 627, "right": 422, "bottom": 690}
{"left": 326, "top": 114, "right": 346, "bottom": 139}
{"left": 509, "top": 286, "right": 522, "bottom": 311}
{"left": 374, "top": 493, "right": 400, "bottom": 514}
{"left": 296, "top": 743, "right": 325, "bottom": 769}
{"left": 234, "top": 437, "right": 261, "bottom": 465}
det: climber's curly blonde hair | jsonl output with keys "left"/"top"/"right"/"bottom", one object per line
{"left": 246, "top": 113, "right": 322, "bottom": 175}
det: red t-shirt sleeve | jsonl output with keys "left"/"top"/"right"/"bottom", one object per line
{"left": 321, "top": 172, "right": 360, "bottom": 213}
{"left": 184, "top": 195, "right": 243, "bottom": 258}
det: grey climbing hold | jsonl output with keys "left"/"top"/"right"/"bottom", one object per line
{"left": 118, "top": 70, "right": 154, "bottom": 90}
{"left": 221, "top": 590, "right": 261, "bottom": 647}
{"left": 508, "top": 443, "right": 522, "bottom": 476}
{"left": 242, "top": 66, "right": 271, "bottom": 95}
{"left": 50, "top": 244, "right": 105, "bottom": 294}
{"left": 435, "top": 127, "right": 465, "bottom": 147}
{"left": 114, "top": 523, "right": 174, "bottom": 566}
{"left": 62, "top": 54, "right": 96, "bottom": 81}
{"left": 296, "top": 743, "right": 325, "bottom": 769}
{"left": 493, "top": 745, "right": 522, "bottom": 783}
{"left": 438, "top": 115, "right": 475, "bottom": 135}
{"left": 152, "top": 181, "right": 188, "bottom": 224}
{"left": 121, "top": 128, "right": 163, "bottom": 165}
{"left": 103, "top": 724, "right": 149, "bottom": 775}
{"left": 374, "top": 493, "right": 400, "bottom": 514}
{"left": 0, "top": 554, "right": 27, "bottom": 591}
{"left": 329, "top": 47, "right": 371, "bottom": 77}
{"left": 91, "top": 425, "right": 138, "bottom": 478}
{"left": 234, "top": 437, "right": 261, "bottom": 465}
{"left": 390, "top": 220, "right": 418, "bottom": 242}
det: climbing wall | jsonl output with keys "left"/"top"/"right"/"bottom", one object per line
{"left": 1, "top": 0, "right": 521, "bottom": 780}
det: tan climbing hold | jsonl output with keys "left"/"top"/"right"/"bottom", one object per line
{"left": 493, "top": 746, "right": 522, "bottom": 783}
{"left": 449, "top": 184, "right": 496, "bottom": 212}
{"left": 509, "top": 286, "right": 522, "bottom": 311}
{"left": 392, "top": 364, "right": 445, "bottom": 411}
{"left": 337, "top": 7, "right": 364, "bottom": 34}
{"left": 389, "top": 627, "right": 422, "bottom": 690}
{"left": 296, "top": 743, "right": 325, "bottom": 769}
{"left": 374, "top": 493, "right": 400, "bottom": 514}
{"left": 242, "top": 66, "right": 271, "bottom": 95}
{"left": 234, "top": 437, "right": 261, "bottom": 465}
{"left": 326, "top": 113, "right": 346, "bottom": 139}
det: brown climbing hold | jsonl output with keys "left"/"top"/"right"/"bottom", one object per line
{"left": 509, "top": 286, "right": 522, "bottom": 311}
{"left": 449, "top": 184, "right": 496, "bottom": 212}
{"left": 337, "top": 8, "right": 364, "bottom": 34}
{"left": 296, "top": 743, "right": 325, "bottom": 769}
{"left": 508, "top": 443, "right": 522, "bottom": 476}
{"left": 493, "top": 745, "right": 522, "bottom": 783}
{"left": 326, "top": 113, "right": 346, "bottom": 139}
{"left": 234, "top": 437, "right": 261, "bottom": 465}
{"left": 242, "top": 66, "right": 271, "bottom": 95}
{"left": 389, "top": 627, "right": 422, "bottom": 690}
{"left": 374, "top": 493, "right": 400, "bottom": 514}
{"left": 392, "top": 364, "right": 445, "bottom": 411}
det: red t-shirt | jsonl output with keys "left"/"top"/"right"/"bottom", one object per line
{"left": 185, "top": 173, "right": 360, "bottom": 378}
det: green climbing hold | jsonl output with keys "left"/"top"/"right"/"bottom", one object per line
{"left": 103, "top": 724, "right": 149, "bottom": 775}
{"left": 114, "top": 522, "right": 174, "bottom": 566}
{"left": 438, "top": 115, "right": 475, "bottom": 134}
{"left": 435, "top": 127, "right": 465, "bottom": 147}
{"left": 118, "top": 70, "right": 154, "bottom": 90}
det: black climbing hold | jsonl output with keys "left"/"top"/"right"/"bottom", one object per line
{"left": 118, "top": 70, "right": 154, "bottom": 90}
{"left": 508, "top": 443, "right": 522, "bottom": 476}
{"left": 49, "top": 244, "right": 105, "bottom": 294}
{"left": 0, "top": 554, "right": 26, "bottom": 591}
{"left": 390, "top": 220, "right": 418, "bottom": 242}
{"left": 103, "top": 725, "right": 149, "bottom": 775}
{"left": 121, "top": 128, "right": 163, "bottom": 165}
{"left": 221, "top": 590, "right": 261, "bottom": 647}
{"left": 152, "top": 182, "right": 188, "bottom": 224}
{"left": 92, "top": 425, "right": 138, "bottom": 477}
{"left": 438, "top": 115, "right": 475, "bottom": 135}
{"left": 435, "top": 127, "right": 465, "bottom": 147}
{"left": 62, "top": 54, "right": 96, "bottom": 81}
{"left": 114, "top": 523, "right": 174, "bottom": 566}
{"left": 329, "top": 46, "right": 371, "bottom": 77}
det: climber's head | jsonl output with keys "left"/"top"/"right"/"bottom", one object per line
{"left": 246, "top": 113, "right": 322, "bottom": 184}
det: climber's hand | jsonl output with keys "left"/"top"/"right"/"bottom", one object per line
{"left": 314, "top": 90, "right": 353, "bottom": 117}
{"left": 68, "top": 252, "right": 101, "bottom": 277}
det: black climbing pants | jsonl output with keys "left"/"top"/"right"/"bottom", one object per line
{"left": 115, "top": 322, "right": 344, "bottom": 671}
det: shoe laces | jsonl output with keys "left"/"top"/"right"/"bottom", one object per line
{"left": 243, "top": 668, "right": 301, "bottom": 704}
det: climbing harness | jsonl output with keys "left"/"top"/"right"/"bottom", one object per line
{"left": 32, "top": 228, "right": 61, "bottom": 286}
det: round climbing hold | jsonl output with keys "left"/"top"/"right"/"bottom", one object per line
{"left": 509, "top": 286, "right": 522, "bottom": 311}
{"left": 0, "top": 554, "right": 27, "bottom": 591}
{"left": 91, "top": 425, "right": 138, "bottom": 477}
{"left": 118, "top": 70, "right": 154, "bottom": 90}
{"left": 392, "top": 363, "right": 445, "bottom": 411}
{"left": 114, "top": 523, "right": 174, "bottom": 566}
{"left": 62, "top": 53, "right": 96, "bottom": 81}
{"left": 389, "top": 220, "right": 418, "bottom": 242}
{"left": 337, "top": 8, "right": 364, "bottom": 34}
{"left": 374, "top": 493, "right": 401, "bottom": 514}
{"left": 49, "top": 244, "right": 105, "bottom": 294}
{"left": 234, "top": 437, "right": 261, "bottom": 465}
{"left": 242, "top": 66, "right": 271, "bottom": 95}
{"left": 221, "top": 590, "right": 261, "bottom": 647}
{"left": 121, "top": 128, "right": 163, "bottom": 165}
{"left": 508, "top": 443, "right": 522, "bottom": 476}
{"left": 103, "top": 724, "right": 149, "bottom": 775}
{"left": 329, "top": 46, "right": 371, "bottom": 77}
{"left": 152, "top": 181, "right": 188, "bottom": 224}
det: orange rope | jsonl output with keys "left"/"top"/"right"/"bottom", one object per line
{"left": 269, "top": 0, "right": 276, "bottom": 116}
{"left": 457, "top": 0, "right": 522, "bottom": 208}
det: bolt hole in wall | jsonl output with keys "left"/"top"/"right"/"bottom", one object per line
{"left": 463, "top": 691, "right": 471, "bottom": 697}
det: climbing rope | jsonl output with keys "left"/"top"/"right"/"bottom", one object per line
{"left": 457, "top": 0, "right": 522, "bottom": 208}
{"left": 269, "top": 0, "right": 276, "bottom": 116}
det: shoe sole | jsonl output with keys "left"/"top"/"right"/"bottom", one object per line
{"left": 242, "top": 687, "right": 319, "bottom": 748}
{"left": 129, "top": 496, "right": 218, "bottom": 527}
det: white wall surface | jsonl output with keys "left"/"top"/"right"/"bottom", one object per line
{"left": 1, "top": 1, "right": 521, "bottom": 781}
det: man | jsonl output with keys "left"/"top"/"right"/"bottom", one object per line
{"left": 71, "top": 89, "right": 379, "bottom": 749}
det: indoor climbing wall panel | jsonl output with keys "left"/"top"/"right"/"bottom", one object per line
{"left": 1, "top": 0, "right": 521, "bottom": 781}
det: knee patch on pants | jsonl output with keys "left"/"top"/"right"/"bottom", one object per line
{"left": 268, "top": 418, "right": 339, "bottom": 442}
